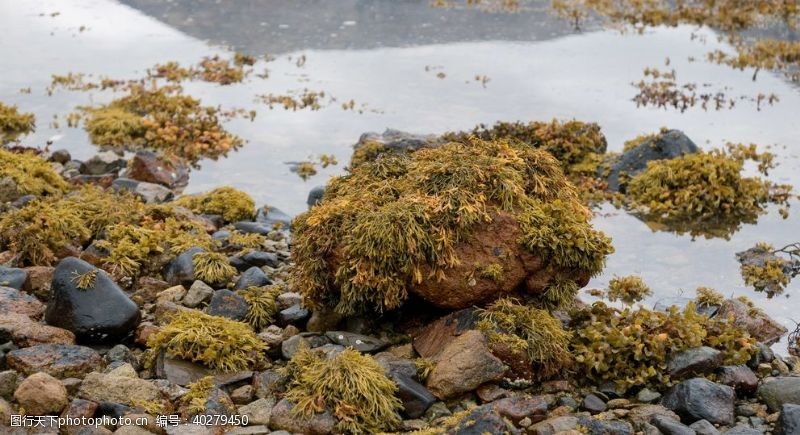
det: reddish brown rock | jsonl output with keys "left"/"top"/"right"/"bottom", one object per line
{"left": 491, "top": 396, "right": 549, "bottom": 423}
{"left": 0, "top": 313, "right": 75, "bottom": 347}
{"left": 0, "top": 286, "right": 45, "bottom": 319}
{"left": 476, "top": 384, "right": 510, "bottom": 403}
{"left": 6, "top": 344, "right": 104, "bottom": 379}
{"left": 14, "top": 372, "right": 68, "bottom": 415}
{"left": 716, "top": 299, "right": 787, "bottom": 345}
{"left": 425, "top": 330, "right": 506, "bottom": 399}
{"left": 413, "top": 308, "right": 478, "bottom": 360}
{"left": 23, "top": 266, "right": 54, "bottom": 300}
{"left": 135, "top": 323, "right": 160, "bottom": 347}
{"left": 127, "top": 151, "right": 189, "bottom": 188}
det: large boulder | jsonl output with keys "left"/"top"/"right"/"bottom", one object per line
{"left": 605, "top": 129, "right": 700, "bottom": 192}
{"left": 45, "top": 257, "right": 140, "bottom": 343}
{"left": 662, "top": 378, "right": 735, "bottom": 425}
{"left": 13, "top": 372, "right": 68, "bottom": 415}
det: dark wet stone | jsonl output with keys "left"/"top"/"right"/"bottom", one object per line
{"left": 0, "top": 268, "right": 27, "bottom": 290}
{"left": 324, "top": 331, "right": 385, "bottom": 352}
{"left": 582, "top": 393, "right": 607, "bottom": 414}
{"left": 156, "top": 355, "right": 210, "bottom": 386}
{"left": 229, "top": 255, "right": 249, "bottom": 271}
{"left": 277, "top": 305, "right": 309, "bottom": 326}
{"left": 577, "top": 415, "right": 634, "bottom": 435}
{"left": 718, "top": 365, "right": 759, "bottom": 396}
{"left": 201, "top": 387, "right": 236, "bottom": 417}
{"left": 662, "top": 378, "right": 735, "bottom": 425}
{"left": 163, "top": 247, "right": 204, "bottom": 286}
{"left": 389, "top": 370, "right": 435, "bottom": 419}
{"left": 758, "top": 377, "right": 800, "bottom": 412}
{"left": 233, "top": 221, "right": 272, "bottom": 236}
{"left": 0, "top": 286, "right": 44, "bottom": 318}
{"left": 650, "top": 414, "right": 695, "bottom": 435}
{"left": 6, "top": 343, "right": 103, "bottom": 379}
{"left": 778, "top": 404, "right": 800, "bottom": 435}
{"left": 96, "top": 401, "right": 132, "bottom": 419}
{"left": 668, "top": 346, "right": 723, "bottom": 378}
{"left": 307, "top": 186, "right": 326, "bottom": 207}
{"left": 688, "top": 419, "right": 720, "bottom": 435}
{"left": 241, "top": 251, "right": 280, "bottom": 268}
{"left": 207, "top": 289, "right": 248, "bottom": 321}
{"left": 374, "top": 352, "right": 417, "bottom": 379}
{"left": 255, "top": 205, "right": 292, "bottom": 232}
{"left": 49, "top": 149, "right": 71, "bottom": 164}
{"left": 605, "top": 129, "right": 700, "bottom": 192}
{"left": 234, "top": 266, "right": 271, "bottom": 290}
{"left": 45, "top": 257, "right": 140, "bottom": 343}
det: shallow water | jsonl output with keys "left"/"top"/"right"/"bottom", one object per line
{"left": 1, "top": 0, "right": 798, "bottom": 350}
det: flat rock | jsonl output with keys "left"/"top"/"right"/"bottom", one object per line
{"left": 6, "top": 343, "right": 103, "bottom": 378}
{"left": 14, "top": 372, "right": 68, "bottom": 415}
{"left": 668, "top": 346, "right": 723, "bottom": 378}
{"left": 0, "top": 313, "right": 74, "bottom": 347}
{"left": 529, "top": 416, "right": 579, "bottom": 435}
{"left": 0, "top": 267, "right": 27, "bottom": 290}
{"left": 324, "top": 331, "right": 385, "bottom": 352}
{"left": 425, "top": 330, "right": 506, "bottom": 399}
{"left": 268, "top": 398, "right": 335, "bottom": 434}
{"left": 758, "top": 377, "right": 800, "bottom": 412}
{"left": 662, "top": 378, "right": 735, "bottom": 425}
{"left": 0, "top": 286, "right": 44, "bottom": 319}
{"left": 157, "top": 355, "right": 211, "bottom": 386}
{"left": 45, "top": 257, "right": 140, "bottom": 343}
{"left": 207, "top": 289, "right": 249, "bottom": 321}
{"left": 78, "top": 372, "right": 162, "bottom": 407}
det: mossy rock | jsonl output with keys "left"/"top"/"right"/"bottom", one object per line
{"left": 0, "top": 149, "right": 67, "bottom": 202}
{"left": 292, "top": 136, "right": 613, "bottom": 313}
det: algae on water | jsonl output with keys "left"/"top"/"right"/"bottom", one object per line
{"left": 0, "top": 102, "right": 35, "bottom": 144}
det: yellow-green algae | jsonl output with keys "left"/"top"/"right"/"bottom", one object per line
{"left": 192, "top": 252, "right": 236, "bottom": 286}
{"left": 174, "top": 186, "right": 255, "bottom": 223}
{"left": 606, "top": 275, "right": 652, "bottom": 305}
{"left": 180, "top": 376, "right": 215, "bottom": 415}
{"left": 284, "top": 347, "right": 402, "bottom": 434}
{"left": 0, "top": 102, "right": 35, "bottom": 144}
{"left": 146, "top": 310, "right": 266, "bottom": 373}
{"left": 476, "top": 297, "right": 571, "bottom": 379}
{"left": 292, "top": 137, "right": 613, "bottom": 314}
{"left": 237, "top": 285, "right": 283, "bottom": 330}
{"left": 0, "top": 149, "right": 68, "bottom": 198}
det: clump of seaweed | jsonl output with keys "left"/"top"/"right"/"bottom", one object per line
{"left": 192, "top": 252, "right": 237, "bottom": 286}
{"left": 291, "top": 137, "right": 612, "bottom": 314}
{"left": 71, "top": 269, "right": 97, "bottom": 290}
{"left": 284, "top": 347, "right": 402, "bottom": 434}
{"left": 257, "top": 89, "right": 328, "bottom": 111}
{"left": 146, "top": 310, "right": 267, "bottom": 372}
{"left": 83, "top": 85, "right": 243, "bottom": 163}
{"left": 174, "top": 187, "right": 255, "bottom": 223}
{"left": 606, "top": 275, "right": 652, "bottom": 305}
{"left": 625, "top": 147, "right": 790, "bottom": 239}
{"left": 180, "top": 376, "right": 214, "bottom": 415}
{"left": 736, "top": 242, "right": 800, "bottom": 297}
{"left": 695, "top": 286, "right": 726, "bottom": 307}
{"left": 0, "top": 148, "right": 68, "bottom": 198}
{"left": 571, "top": 301, "right": 757, "bottom": 389}
{"left": 541, "top": 277, "right": 580, "bottom": 309}
{"left": 238, "top": 285, "right": 282, "bottom": 330}
{"left": 0, "top": 102, "right": 35, "bottom": 144}
{"left": 476, "top": 297, "right": 572, "bottom": 379}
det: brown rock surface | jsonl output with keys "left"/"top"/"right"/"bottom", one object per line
{"left": 425, "top": 330, "right": 506, "bottom": 399}
{"left": 0, "top": 313, "right": 75, "bottom": 347}
{"left": 14, "top": 372, "right": 68, "bottom": 415}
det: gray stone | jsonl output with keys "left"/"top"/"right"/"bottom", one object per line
{"left": 529, "top": 416, "right": 579, "bottom": 435}
{"left": 105, "top": 344, "right": 134, "bottom": 365}
{"left": 276, "top": 292, "right": 302, "bottom": 309}
{"left": 268, "top": 398, "right": 334, "bottom": 434}
{"left": 253, "top": 369, "right": 288, "bottom": 400}
{"left": 307, "top": 186, "right": 326, "bottom": 207}
{"left": 182, "top": 281, "right": 214, "bottom": 308}
{"left": 668, "top": 346, "right": 723, "bottom": 378}
{"left": 758, "top": 377, "right": 800, "bottom": 412}
{"left": 49, "top": 149, "right": 71, "bottom": 164}
{"left": 638, "top": 388, "right": 662, "bottom": 403}
{"left": 605, "top": 129, "right": 699, "bottom": 191}
{"left": 238, "top": 397, "right": 275, "bottom": 425}
{"left": 254, "top": 205, "right": 292, "bottom": 231}
{"left": 374, "top": 352, "right": 417, "bottom": 379}
{"left": 388, "top": 370, "right": 435, "bottom": 419}
{"left": 233, "top": 221, "right": 273, "bottom": 236}
{"left": 577, "top": 415, "right": 634, "bottom": 435}
{"left": 276, "top": 304, "right": 309, "bottom": 326}
{"left": 234, "top": 266, "right": 271, "bottom": 290}
{"left": 84, "top": 151, "right": 126, "bottom": 175}
{"left": 651, "top": 414, "right": 696, "bottom": 435}
{"left": 778, "top": 404, "right": 800, "bottom": 435}
{"left": 0, "top": 267, "right": 27, "bottom": 290}
{"left": 241, "top": 251, "right": 279, "bottom": 268}
{"left": 324, "top": 331, "right": 385, "bottom": 352}
{"left": 158, "top": 356, "right": 210, "bottom": 386}
{"left": 207, "top": 289, "right": 249, "bottom": 321}
{"left": 280, "top": 334, "right": 308, "bottom": 360}
{"left": 724, "top": 426, "right": 763, "bottom": 435}
{"left": 134, "top": 181, "right": 173, "bottom": 204}
{"left": 662, "top": 378, "right": 735, "bottom": 425}
{"left": 583, "top": 393, "right": 607, "bottom": 414}
{"left": 163, "top": 247, "right": 204, "bottom": 286}
{"left": 719, "top": 365, "right": 759, "bottom": 396}
{"left": 688, "top": 419, "right": 721, "bottom": 435}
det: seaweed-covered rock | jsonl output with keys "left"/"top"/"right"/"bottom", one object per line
{"left": 350, "top": 128, "right": 440, "bottom": 168}
{"left": 293, "top": 138, "right": 612, "bottom": 313}
{"left": 606, "top": 129, "right": 699, "bottom": 192}
{"left": 45, "top": 257, "right": 140, "bottom": 343}
{"left": 662, "top": 378, "right": 735, "bottom": 425}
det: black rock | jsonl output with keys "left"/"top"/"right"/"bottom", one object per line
{"left": 207, "top": 289, "right": 249, "bottom": 321}
{"left": 163, "top": 247, "right": 205, "bottom": 286}
{"left": 201, "top": 387, "right": 236, "bottom": 417}
{"left": 662, "top": 378, "right": 735, "bottom": 425}
{"left": 234, "top": 266, "right": 271, "bottom": 290}
{"left": 389, "top": 370, "right": 435, "bottom": 419}
{"left": 778, "top": 404, "right": 800, "bottom": 435}
{"left": 242, "top": 251, "right": 280, "bottom": 268}
{"left": 95, "top": 402, "right": 132, "bottom": 419}
{"left": 650, "top": 414, "right": 696, "bottom": 435}
{"left": 325, "top": 331, "right": 385, "bottom": 352}
{"left": 276, "top": 304, "right": 310, "bottom": 327}
{"left": 233, "top": 221, "right": 272, "bottom": 236}
{"left": 605, "top": 129, "right": 700, "bottom": 192}
{"left": 688, "top": 419, "right": 720, "bottom": 435}
{"left": 307, "top": 186, "right": 326, "bottom": 207}
{"left": 582, "top": 393, "right": 607, "bottom": 414}
{"left": 577, "top": 415, "right": 634, "bottom": 435}
{"left": 45, "top": 257, "right": 140, "bottom": 343}
{"left": 718, "top": 365, "right": 759, "bottom": 396}
{"left": 229, "top": 255, "right": 250, "bottom": 272}
{"left": 0, "top": 267, "right": 27, "bottom": 290}
{"left": 667, "top": 346, "right": 723, "bottom": 378}
{"left": 49, "top": 149, "right": 71, "bottom": 164}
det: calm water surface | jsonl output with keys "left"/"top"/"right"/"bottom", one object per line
{"left": 1, "top": 0, "right": 798, "bottom": 350}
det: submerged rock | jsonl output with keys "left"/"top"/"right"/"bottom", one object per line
{"left": 45, "top": 257, "right": 140, "bottom": 343}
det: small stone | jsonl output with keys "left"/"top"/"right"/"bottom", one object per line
{"left": 758, "top": 377, "right": 800, "bottom": 412}
{"left": 281, "top": 335, "right": 309, "bottom": 360}
{"left": 276, "top": 292, "right": 302, "bottom": 309}
{"left": 238, "top": 397, "right": 274, "bottom": 425}
{"left": 0, "top": 268, "right": 27, "bottom": 290}
{"left": 725, "top": 425, "right": 763, "bottom": 435}
{"left": 230, "top": 385, "right": 253, "bottom": 405}
{"left": 182, "top": 281, "right": 214, "bottom": 308}
{"left": 241, "top": 251, "right": 279, "bottom": 268}
{"left": 207, "top": 289, "right": 249, "bottom": 321}
{"left": 627, "top": 404, "right": 681, "bottom": 430}
{"left": 373, "top": 352, "right": 417, "bottom": 379}
{"left": 577, "top": 415, "right": 634, "bottom": 435}
{"left": 688, "top": 419, "right": 721, "bottom": 435}
{"left": 650, "top": 414, "right": 695, "bottom": 435}
{"left": 14, "top": 372, "right": 68, "bottom": 415}
{"left": 638, "top": 388, "right": 662, "bottom": 403}
{"left": 0, "top": 286, "right": 44, "bottom": 318}
{"left": 667, "top": 346, "right": 723, "bottom": 378}
{"left": 324, "top": 331, "right": 385, "bottom": 352}
{"left": 234, "top": 267, "right": 271, "bottom": 290}
{"left": 0, "top": 312, "right": 75, "bottom": 347}
{"left": 0, "top": 370, "right": 17, "bottom": 400}
{"left": 425, "top": 330, "right": 506, "bottom": 400}
{"left": 6, "top": 344, "right": 103, "bottom": 378}
{"left": 158, "top": 356, "right": 211, "bottom": 386}
{"left": 78, "top": 372, "right": 162, "bottom": 407}
{"left": 105, "top": 344, "right": 134, "bottom": 365}
{"left": 388, "top": 370, "right": 435, "bottom": 419}
{"left": 541, "top": 380, "right": 571, "bottom": 393}
{"left": 269, "top": 398, "right": 335, "bottom": 434}
{"left": 108, "top": 362, "right": 138, "bottom": 378}
{"left": 307, "top": 186, "right": 325, "bottom": 207}
{"left": 583, "top": 393, "right": 607, "bottom": 414}
{"left": 233, "top": 221, "right": 273, "bottom": 236}
{"left": 476, "top": 383, "right": 509, "bottom": 403}
{"left": 49, "top": 149, "right": 71, "bottom": 164}
{"left": 277, "top": 304, "right": 310, "bottom": 327}
{"left": 84, "top": 151, "right": 126, "bottom": 175}
{"left": 163, "top": 247, "right": 204, "bottom": 286}
{"left": 718, "top": 365, "right": 759, "bottom": 396}
{"left": 491, "top": 395, "right": 548, "bottom": 423}
{"left": 157, "top": 285, "right": 187, "bottom": 303}
{"left": 253, "top": 369, "right": 288, "bottom": 400}
{"left": 662, "top": 378, "right": 735, "bottom": 425}
{"left": 23, "top": 266, "right": 54, "bottom": 300}
{"left": 529, "top": 416, "right": 579, "bottom": 435}
{"left": 60, "top": 377, "right": 81, "bottom": 396}
{"left": 134, "top": 181, "right": 173, "bottom": 204}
